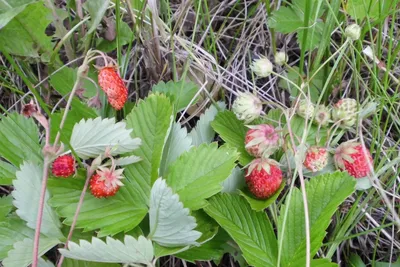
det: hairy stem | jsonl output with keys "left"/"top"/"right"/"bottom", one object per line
{"left": 57, "top": 168, "right": 94, "bottom": 267}
{"left": 32, "top": 158, "right": 50, "bottom": 267}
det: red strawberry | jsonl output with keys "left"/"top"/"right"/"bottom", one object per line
{"left": 89, "top": 166, "right": 124, "bottom": 198}
{"left": 245, "top": 158, "right": 283, "bottom": 199}
{"left": 334, "top": 141, "right": 373, "bottom": 178}
{"left": 52, "top": 155, "right": 75, "bottom": 177}
{"left": 245, "top": 124, "right": 280, "bottom": 158}
{"left": 98, "top": 66, "right": 128, "bottom": 110}
{"left": 303, "top": 146, "right": 328, "bottom": 172}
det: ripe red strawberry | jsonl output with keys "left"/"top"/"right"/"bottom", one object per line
{"left": 98, "top": 66, "right": 128, "bottom": 110}
{"left": 89, "top": 166, "right": 124, "bottom": 198}
{"left": 52, "top": 155, "right": 75, "bottom": 177}
{"left": 245, "top": 158, "right": 283, "bottom": 199}
{"left": 245, "top": 124, "right": 280, "bottom": 158}
{"left": 334, "top": 141, "right": 373, "bottom": 178}
{"left": 303, "top": 146, "right": 328, "bottom": 172}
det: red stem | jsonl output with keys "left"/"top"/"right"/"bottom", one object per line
{"left": 32, "top": 158, "right": 50, "bottom": 267}
{"left": 56, "top": 168, "right": 93, "bottom": 267}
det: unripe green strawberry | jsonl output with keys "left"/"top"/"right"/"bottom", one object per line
{"left": 332, "top": 98, "right": 358, "bottom": 128}
{"left": 296, "top": 99, "right": 315, "bottom": 119}
{"left": 303, "top": 146, "right": 328, "bottom": 172}
{"left": 245, "top": 158, "right": 283, "bottom": 199}
{"left": 314, "top": 105, "right": 331, "bottom": 126}
{"left": 232, "top": 92, "right": 262, "bottom": 123}
{"left": 250, "top": 57, "right": 273, "bottom": 77}
{"left": 334, "top": 141, "right": 373, "bottom": 178}
{"left": 245, "top": 124, "right": 280, "bottom": 158}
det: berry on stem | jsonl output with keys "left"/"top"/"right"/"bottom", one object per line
{"left": 334, "top": 141, "right": 373, "bottom": 178}
{"left": 303, "top": 146, "right": 328, "bottom": 172}
{"left": 89, "top": 166, "right": 124, "bottom": 198}
{"left": 232, "top": 92, "right": 262, "bottom": 123}
{"left": 52, "top": 155, "right": 75, "bottom": 177}
{"left": 245, "top": 158, "right": 283, "bottom": 199}
{"left": 245, "top": 124, "right": 280, "bottom": 157}
{"left": 332, "top": 98, "right": 358, "bottom": 128}
{"left": 98, "top": 66, "right": 128, "bottom": 110}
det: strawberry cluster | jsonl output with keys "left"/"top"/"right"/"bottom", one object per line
{"left": 236, "top": 96, "right": 374, "bottom": 200}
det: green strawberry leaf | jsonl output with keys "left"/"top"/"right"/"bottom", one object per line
{"left": 0, "top": 216, "right": 35, "bottom": 259}
{"left": 211, "top": 110, "right": 253, "bottom": 166}
{"left": 159, "top": 122, "right": 192, "bottom": 177}
{"left": 0, "top": 0, "right": 35, "bottom": 29}
{"left": 2, "top": 236, "right": 60, "bottom": 267}
{"left": 165, "top": 143, "right": 238, "bottom": 210}
{"left": 221, "top": 166, "right": 245, "bottom": 193}
{"left": 0, "top": 161, "right": 16, "bottom": 185}
{"left": 152, "top": 80, "right": 199, "bottom": 113}
{"left": 189, "top": 102, "right": 226, "bottom": 146}
{"left": 83, "top": 0, "right": 110, "bottom": 35}
{"left": 345, "top": 0, "right": 396, "bottom": 20}
{"left": 48, "top": 174, "right": 147, "bottom": 237}
{"left": 0, "top": 113, "right": 42, "bottom": 167}
{"left": 59, "top": 235, "right": 153, "bottom": 265}
{"left": 176, "top": 229, "right": 230, "bottom": 263}
{"left": 311, "top": 259, "right": 339, "bottom": 267}
{"left": 12, "top": 162, "right": 63, "bottom": 239}
{"left": 267, "top": 0, "right": 326, "bottom": 51}
{"left": 62, "top": 258, "right": 120, "bottom": 267}
{"left": 204, "top": 193, "right": 278, "bottom": 267}
{"left": 278, "top": 171, "right": 356, "bottom": 266}
{"left": 240, "top": 182, "right": 285, "bottom": 211}
{"left": 0, "top": 2, "right": 53, "bottom": 59}
{"left": 0, "top": 195, "right": 13, "bottom": 221}
{"left": 149, "top": 178, "right": 201, "bottom": 247}
{"left": 96, "top": 21, "right": 134, "bottom": 53}
{"left": 124, "top": 93, "right": 174, "bottom": 205}
{"left": 69, "top": 117, "right": 141, "bottom": 159}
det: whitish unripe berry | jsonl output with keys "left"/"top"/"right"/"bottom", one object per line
{"left": 232, "top": 92, "right": 263, "bottom": 123}
{"left": 250, "top": 57, "right": 273, "bottom": 77}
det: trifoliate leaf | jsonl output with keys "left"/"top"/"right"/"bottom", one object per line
{"left": 70, "top": 117, "right": 141, "bottom": 159}
{"left": 190, "top": 102, "right": 225, "bottom": 146}
{"left": 165, "top": 143, "right": 238, "bottom": 210}
{"left": 149, "top": 178, "right": 201, "bottom": 247}
{"left": 278, "top": 171, "right": 356, "bottom": 266}
{"left": 2, "top": 237, "right": 60, "bottom": 267}
{"left": 59, "top": 236, "right": 153, "bottom": 265}
{"left": 160, "top": 123, "right": 192, "bottom": 176}
{"left": 12, "top": 162, "right": 63, "bottom": 238}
